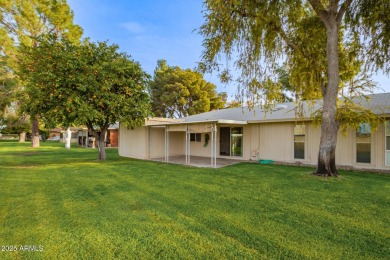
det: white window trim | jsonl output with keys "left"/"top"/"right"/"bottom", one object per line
{"left": 293, "top": 124, "right": 306, "bottom": 161}
{"left": 385, "top": 120, "right": 390, "bottom": 166}
{"left": 354, "top": 123, "right": 373, "bottom": 165}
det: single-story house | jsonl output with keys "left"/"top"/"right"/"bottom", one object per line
{"left": 119, "top": 93, "right": 390, "bottom": 170}
{"left": 77, "top": 123, "right": 119, "bottom": 148}
{"left": 47, "top": 127, "right": 79, "bottom": 142}
{"left": 60, "top": 127, "right": 79, "bottom": 143}
{"left": 48, "top": 128, "right": 62, "bottom": 140}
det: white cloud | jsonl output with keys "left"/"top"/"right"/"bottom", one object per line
{"left": 121, "top": 22, "right": 144, "bottom": 34}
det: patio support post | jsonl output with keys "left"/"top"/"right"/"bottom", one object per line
{"left": 214, "top": 123, "right": 217, "bottom": 168}
{"left": 210, "top": 123, "right": 213, "bottom": 167}
{"left": 164, "top": 126, "right": 167, "bottom": 162}
{"left": 186, "top": 125, "right": 188, "bottom": 164}
{"left": 147, "top": 126, "right": 151, "bottom": 160}
{"left": 167, "top": 125, "right": 169, "bottom": 162}
{"left": 188, "top": 126, "right": 191, "bottom": 164}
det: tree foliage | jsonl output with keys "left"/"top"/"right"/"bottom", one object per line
{"left": 18, "top": 35, "right": 150, "bottom": 160}
{"left": 149, "top": 60, "right": 226, "bottom": 118}
{"left": 0, "top": 0, "right": 82, "bottom": 146}
{"left": 199, "top": 0, "right": 389, "bottom": 176}
{"left": 0, "top": 63, "right": 17, "bottom": 118}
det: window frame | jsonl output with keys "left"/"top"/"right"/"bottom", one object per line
{"left": 230, "top": 127, "right": 243, "bottom": 157}
{"left": 293, "top": 124, "right": 305, "bottom": 160}
{"left": 190, "top": 133, "right": 201, "bottom": 142}
{"left": 356, "top": 123, "right": 372, "bottom": 164}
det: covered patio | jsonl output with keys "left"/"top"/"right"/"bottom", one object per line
{"left": 146, "top": 119, "right": 247, "bottom": 168}
{"left": 150, "top": 155, "right": 246, "bottom": 168}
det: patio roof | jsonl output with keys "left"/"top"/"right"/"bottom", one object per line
{"left": 145, "top": 118, "right": 247, "bottom": 127}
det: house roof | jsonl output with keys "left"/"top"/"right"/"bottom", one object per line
{"left": 186, "top": 93, "right": 390, "bottom": 123}
{"left": 146, "top": 92, "right": 390, "bottom": 126}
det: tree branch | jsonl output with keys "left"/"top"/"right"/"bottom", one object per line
{"left": 308, "top": 0, "right": 330, "bottom": 27}
{"left": 273, "top": 24, "right": 300, "bottom": 52}
{"left": 336, "top": 0, "right": 353, "bottom": 24}
{"left": 230, "top": 3, "right": 300, "bottom": 53}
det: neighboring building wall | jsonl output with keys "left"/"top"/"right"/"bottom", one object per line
{"left": 109, "top": 129, "right": 118, "bottom": 147}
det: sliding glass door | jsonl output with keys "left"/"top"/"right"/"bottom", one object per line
{"left": 231, "top": 127, "right": 243, "bottom": 157}
{"left": 386, "top": 121, "right": 390, "bottom": 166}
{"left": 219, "top": 127, "right": 243, "bottom": 157}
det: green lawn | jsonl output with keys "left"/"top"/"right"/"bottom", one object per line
{"left": 0, "top": 141, "right": 389, "bottom": 259}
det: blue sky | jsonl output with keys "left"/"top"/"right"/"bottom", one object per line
{"left": 67, "top": 0, "right": 389, "bottom": 95}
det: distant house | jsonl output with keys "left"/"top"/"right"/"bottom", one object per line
{"left": 119, "top": 93, "right": 390, "bottom": 170}
{"left": 48, "top": 128, "right": 62, "bottom": 140}
{"left": 77, "top": 124, "right": 119, "bottom": 148}
{"left": 47, "top": 127, "right": 78, "bottom": 142}
{"left": 107, "top": 123, "right": 119, "bottom": 147}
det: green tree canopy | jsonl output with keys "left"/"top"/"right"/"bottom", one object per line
{"left": 18, "top": 35, "right": 150, "bottom": 160}
{"left": 0, "top": 63, "right": 17, "bottom": 118}
{"left": 149, "top": 60, "right": 226, "bottom": 118}
{"left": 199, "top": 0, "right": 389, "bottom": 176}
{"left": 0, "top": 0, "right": 82, "bottom": 146}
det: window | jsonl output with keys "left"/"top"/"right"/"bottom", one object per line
{"left": 190, "top": 133, "right": 201, "bottom": 142}
{"left": 294, "top": 125, "right": 305, "bottom": 159}
{"left": 386, "top": 121, "right": 390, "bottom": 166}
{"left": 356, "top": 123, "right": 371, "bottom": 163}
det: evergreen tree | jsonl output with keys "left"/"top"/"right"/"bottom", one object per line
{"left": 149, "top": 60, "right": 226, "bottom": 118}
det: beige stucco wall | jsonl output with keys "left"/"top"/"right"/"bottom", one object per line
{"left": 247, "top": 121, "right": 389, "bottom": 170}
{"left": 250, "top": 122, "right": 295, "bottom": 162}
{"left": 186, "top": 133, "right": 211, "bottom": 157}
{"left": 119, "top": 120, "right": 390, "bottom": 170}
{"left": 149, "top": 127, "right": 165, "bottom": 158}
{"left": 119, "top": 124, "right": 147, "bottom": 159}
{"left": 118, "top": 124, "right": 147, "bottom": 159}
{"left": 167, "top": 131, "right": 186, "bottom": 156}
{"left": 119, "top": 125, "right": 184, "bottom": 159}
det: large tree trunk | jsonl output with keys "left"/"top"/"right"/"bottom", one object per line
{"left": 31, "top": 118, "right": 40, "bottom": 148}
{"left": 19, "top": 131, "right": 26, "bottom": 143}
{"left": 88, "top": 125, "right": 108, "bottom": 161}
{"left": 96, "top": 129, "right": 107, "bottom": 161}
{"left": 315, "top": 19, "right": 340, "bottom": 177}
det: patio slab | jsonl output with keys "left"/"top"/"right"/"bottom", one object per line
{"left": 151, "top": 155, "right": 247, "bottom": 168}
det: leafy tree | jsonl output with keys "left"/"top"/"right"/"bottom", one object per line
{"left": 18, "top": 35, "right": 150, "bottom": 160}
{"left": 0, "top": 64, "right": 17, "bottom": 118}
{"left": 226, "top": 100, "right": 243, "bottom": 108}
{"left": 149, "top": 60, "right": 226, "bottom": 118}
{"left": 199, "top": 0, "right": 389, "bottom": 176}
{"left": 1, "top": 114, "right": 31, "bottom": 141}
{"left": 0, "top": 0, "right": 82, "bottom": 147}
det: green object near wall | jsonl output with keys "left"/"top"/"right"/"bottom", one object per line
{"left": 259, "top": 160, "right": 274, "bottom": 164}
